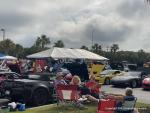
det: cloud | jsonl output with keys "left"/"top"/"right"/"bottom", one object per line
{"left": 0, "top": 0, "right": 150, "bottom": 52}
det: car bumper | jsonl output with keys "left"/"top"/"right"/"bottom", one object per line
{"left": 95, "top": 77, "right": 105, "bottom": 84}
{"left": 142, "top": 84, "right": 150, "bottom": 89}
{"left": 4, "top": 88, "right": 32, "bottom": 102}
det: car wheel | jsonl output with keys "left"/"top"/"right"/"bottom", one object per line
{"left": 104, "top": 78, "right": 110, "bottom": 85}
{"left": 130, "top": 80, "right": 137, "bottom": 88}
{"left": 32, "top": 88, "right": 48, "bottom": 106}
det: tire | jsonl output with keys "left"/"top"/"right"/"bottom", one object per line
{"left": 32, "top": 88, "right": 48, "bottom": 106}
{"left": 130, "top": 80, "right": 137, "bottom": 88}
{"left": 104, "top": 78, "right": 110, "bottom": 85}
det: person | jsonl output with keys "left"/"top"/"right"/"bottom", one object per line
{"left": 70, "top": 75, "right": 99, "bottom": 103}
{"left": 85, "top": 75, "right": 102, "bottom": 98}
{"left": 70, "top": 75, "right": 81, "bottom": 85}
{"left": 70, "top": 75, "right": 91, "bottom": 95}
{"left": 54, "top": 72, "right": 67, "bottom": 87}
{"left": 106, "top": 88, "right": 138, "bottom": 113}
{"left": 106, "top": 88, "right": 134, "bottom": 103}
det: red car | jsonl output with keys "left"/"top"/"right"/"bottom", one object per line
{"left": 142, "top": 77, "right": 150, "bottom": 89}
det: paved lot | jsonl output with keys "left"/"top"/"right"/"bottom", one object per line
{"left": 101, "top": 85, "right": 150, "bottom": 104}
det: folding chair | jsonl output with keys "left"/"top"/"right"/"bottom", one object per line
{"left": 116, "top": 97, "right": 137, "bottom": 113}
{"left": 56, "top": 84, "right": 80, "bottom": 113}
{"left": 97, "top": 99, "right": 116, "bottom": 113}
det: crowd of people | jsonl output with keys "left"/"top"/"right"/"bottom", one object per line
{"left": 54, "top": 72, "right": 139, "bottom": 112}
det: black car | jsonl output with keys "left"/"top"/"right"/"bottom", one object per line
{"left": 2, "top": 73, "right": 55, "bottom": 106}
{"left": 111, "top": 71, "right": 148, "bottom": 88}
{"left": 0, "top": 71, "right": 22, "bottom": 97}
{"left": 0, "top": 71, "right": 22, "bottom": 85}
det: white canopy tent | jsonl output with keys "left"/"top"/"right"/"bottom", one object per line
{"left": 0, "top": 55, "right": 17, "bottom": 60}
{"left": 27, "top": 47, "right": 108, "bottom": 60}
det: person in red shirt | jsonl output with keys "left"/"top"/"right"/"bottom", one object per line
{"left": 85, "top": 75, "right": 102, "bottom": 98}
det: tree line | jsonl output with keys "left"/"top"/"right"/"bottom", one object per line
{"left": 0, "top": 34, "right": 64, "bottom": 58}
{"left": 0, "top": 34, "right": 150, "bottom": 66}
{"left": 81, "top": 43, "right": 150, "bottom": 67}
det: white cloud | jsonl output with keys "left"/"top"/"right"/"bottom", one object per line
{"left": 0, "top": 0, "right": 150, "bottom": 51}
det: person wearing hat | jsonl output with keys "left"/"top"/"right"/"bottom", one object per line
{"left": 54, "top": 72, "right": 67, "bottom": 87}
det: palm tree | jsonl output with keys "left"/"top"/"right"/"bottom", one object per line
{"left": 110, "top": 44, "right": 119, "bottom": 53}
{"left": 54, "top": 40, "right": 65, "bottom": 48}
{"left": 92, "top": 43, "right": 102, "bottom": 54}
{"left": 80, "top": 45, "right": 89, "bottom": 50}
{"left": 40, "top": 35, "right": 50, "bottom": 48}
{"left": 34, "top": 35, "right": 50, "bottom": 49}
{"left": 35, "top": 37, "right": 41, "bottom": 47}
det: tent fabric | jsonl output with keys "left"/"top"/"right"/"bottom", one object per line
{"left": 27, "top": 47, "right": 108, "bottom": 60}
{"left": 0, "top": 53, "right": 5, "bottom": 57}
{"left": 0, "top": 55, "right": 17, "bottom": 60}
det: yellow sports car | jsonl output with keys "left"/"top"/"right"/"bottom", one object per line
{"left": 95, "top": 70, "right": 124, "bottom": 85}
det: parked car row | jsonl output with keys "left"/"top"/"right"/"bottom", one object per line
{"left": 0, "top": 69, "right": 150, "bottom": 107}
{"left": 111, "top": 71, "right": 148, "bottom": 88}
{"left": 95, "top": 69, "right": 150, "bottom": 89}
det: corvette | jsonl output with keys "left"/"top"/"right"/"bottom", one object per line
{"left": 95, "top": 70, "right": 124, "bottom": 85}
{"left": 111, "top": 71, "right": 148, "bottom": 88}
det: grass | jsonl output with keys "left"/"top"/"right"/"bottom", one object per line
{"left": 3, "top": 102, "right": 150, "bottom": 113}
{"left": 12, "top": 103, "right": 97, "bottom": 113}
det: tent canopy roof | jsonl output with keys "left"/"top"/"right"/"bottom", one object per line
{"left": 0, "top": 53, "right": 5, "bottom": 57}
{"left": 0, "top": 55, "right": 17, "bottom": 60}
{"left": 27, "top": 47, "right": 108, "bottom": 60}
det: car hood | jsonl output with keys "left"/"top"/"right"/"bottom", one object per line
{"left": 111, "top": 75, "right": 138, "bottom": 81}
{"left": 143, "top": 77, "right": 150, "bottom": 84}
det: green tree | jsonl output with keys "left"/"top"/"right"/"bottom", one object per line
{"left": 34, "top": 34, "right": 50, "bottom": 49}
{"left": 110, "top": 44, "right": 119, "bottom": 53}
{"left": 41, "top": 35, "right": 50, "bottom": 48}
{"left": 15, "top": 44, "right": 24, "bottom": 57}
{"left": 137, "top": 49, "right": 146, "bottom": 66}
{"left": 35, "top": 37, "right": 41, "bottom": 47}
{"left": 92, "top": 43, "right": 102, "bottom": 54}
{"left": 54, "top": 40, "right": 65, "bottom": 48}
{"left": 0, "top": 39, "right": 16, "bottom": 55}
{"left": 80, "top": 45, "right": 89, "bottom": 50}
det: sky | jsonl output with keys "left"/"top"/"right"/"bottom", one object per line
{"left": 0, "top": 0, "right": 150, "bottom": 51}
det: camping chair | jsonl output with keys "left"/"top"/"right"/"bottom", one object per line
{"left": 56, "top": 84, "right": 80, "bottom": 113}
{"left": 97, "top": 99, "right": 116, "bottom": 113}
{"left": 116, "top": 97, "right": 137, "bottom": 113}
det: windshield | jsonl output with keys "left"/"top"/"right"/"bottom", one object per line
{"left": 100, "top": 70, "right": 114, "bottom": 75}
